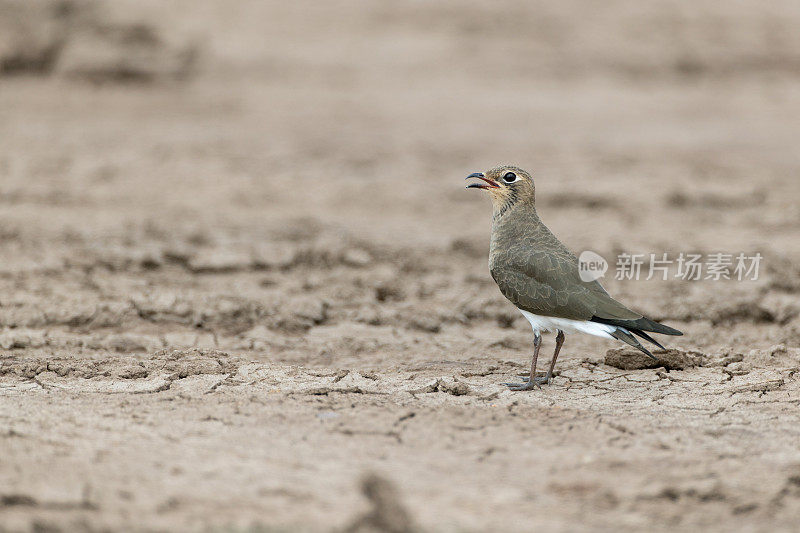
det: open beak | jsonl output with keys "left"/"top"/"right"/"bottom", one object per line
{"left": 465, "top": 172, "right": 499, "bottom": 190}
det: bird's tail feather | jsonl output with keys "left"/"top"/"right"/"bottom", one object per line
{"left": 610, "top": 327, "right": 657, "bottom": 360}
{"left": 592, "top": 316, "right": 682, "bottom": 336}
{"left": 630, "top": 329, "right": 666, "bottom": 351}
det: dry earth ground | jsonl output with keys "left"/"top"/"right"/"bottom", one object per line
{"left": 1, "top": 1, "right": 800, "bottom": 531}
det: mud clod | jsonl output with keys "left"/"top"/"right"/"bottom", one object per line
{"left": 343, "top": 473, "right": 419, "bottom": 533}
{"left": 604, "top": 348, "right": 703, "bottom": 370}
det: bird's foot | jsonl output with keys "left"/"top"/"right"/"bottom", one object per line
{"left": 503, "top": 379, "right": 540, "bottom": 391}
{"left": 514, "top": 372, "right": 554, "bottom": 386}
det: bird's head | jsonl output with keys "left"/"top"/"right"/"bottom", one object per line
{"left": 465, "top": 165, "right": 535, "bottom": 215}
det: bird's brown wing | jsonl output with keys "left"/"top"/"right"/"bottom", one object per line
{"left": 486, "top": 208, "right": 685, "bottom": 337}
{"left": 490, "top": 248, "right": 641, "bottom": 321}
{"left": 488, "top": 210, "right": 683, "bottom": 336}
{"left": 488, "top": 213, "right": 643, "bottom": 322}
{"left": 489, "top": 243, "right": 683, "bottom": 336}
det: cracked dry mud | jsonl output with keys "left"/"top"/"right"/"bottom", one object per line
{"left": 3, "top": 1, "right": 800, "bottom": 531}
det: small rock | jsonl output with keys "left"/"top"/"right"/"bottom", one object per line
{"left": 605, "top": 347, "right": 701, "bottom": 370}
{"left": 117, "top": 364, "right": 148, "bottom": 379}
{"left": 440, "top": 379, "right": 471, "bottom": 396}
{"left": 725, "top": 362, "right": 751, "bottom": 375}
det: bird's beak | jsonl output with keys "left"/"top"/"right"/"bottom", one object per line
{"left": 465, "top": 172, "right": 499, "bottom": 190}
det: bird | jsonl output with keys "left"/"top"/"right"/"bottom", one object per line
{"left": 465, "top": 165, "right": 682, "bottom": 391}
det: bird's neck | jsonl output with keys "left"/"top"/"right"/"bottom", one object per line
{"left": 491, "top": 195, "right": 533, "bottom": 224}
{"left": 491, "top": 192, "right": 519, "bottom": 221}
{"left": 489, "top": 205, "right": 543, "bottom": 267}
{"left": 491, "top": 202, "right": 540, "bottom": 239}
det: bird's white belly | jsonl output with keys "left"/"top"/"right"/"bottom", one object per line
{"left": 518, "top": 309, "right": 615, "bottom": 339}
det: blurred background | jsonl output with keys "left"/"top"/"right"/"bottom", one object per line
{"left": 3, "top": 0, "right": 799, "bottom": 252}
{"left": 2, "top": 1, "right": 800, "bottom": 531}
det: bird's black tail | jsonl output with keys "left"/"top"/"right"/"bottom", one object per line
{"left": 609, "top": 328, "right": 657, "bottom": 360}
{"left": 591, "top": 315, "right": 682, "bottom": 336}
{"left": 630, "top": 329, "right": 666, "bottom": 350}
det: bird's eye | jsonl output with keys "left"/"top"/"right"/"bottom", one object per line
{"left": 502, "top": 172, "right": 517, "bottom": 183}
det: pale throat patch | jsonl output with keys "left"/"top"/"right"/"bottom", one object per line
{"left": 518, "top": 309, "right": 615, "bottom": 339}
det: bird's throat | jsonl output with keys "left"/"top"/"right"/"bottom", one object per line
{"left": 491, "top": 189, "right": 521, "bottom": 221}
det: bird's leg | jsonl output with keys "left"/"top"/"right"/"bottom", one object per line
{"left": 534, "top": 329, "right": 564, "bottom": 385}
{"left": 504, "top": 332, "right": 542, "bottom": 391}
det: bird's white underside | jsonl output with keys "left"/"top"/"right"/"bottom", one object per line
{"left": 518, "top": 309, "right": 615, "bottom": 339}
